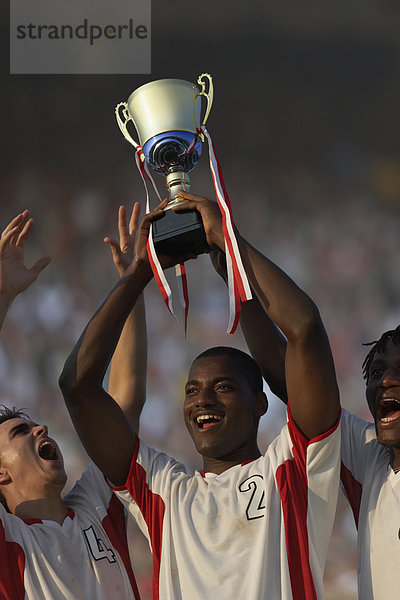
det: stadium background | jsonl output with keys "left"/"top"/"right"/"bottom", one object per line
{"left": 2, "top": 2, "right": 400, "bottom": 597}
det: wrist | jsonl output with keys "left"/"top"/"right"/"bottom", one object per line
{"left": 124, "top": 257, "right": 153, "bottom": 286}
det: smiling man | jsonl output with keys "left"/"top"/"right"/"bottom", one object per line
{"left": 0, "top": 209, "right": 144, "bottom": 599}
{"left": 60, "top": 194, "right": 341, "bottom": 600}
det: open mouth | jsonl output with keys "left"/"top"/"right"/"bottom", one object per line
{"left": 195, "top": 414, "right": 223, "bottom": 430}
{"left": 38, "top": 440, "right": 59, "bottom": 461}
{"left": 377, "top": 399, "right": 400, "bottom": 423}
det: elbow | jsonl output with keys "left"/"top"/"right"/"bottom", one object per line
{"left": 287, "top": 298, "right": 325, "bottom": 343}
{"left": 58, "top": 357, "right": 92, "bottom": 404}
{"left": 58, "top": 360, "right": 79, "bottom": 402}
{"left": 59, "top": 354, "right": 103, "bottom": 405}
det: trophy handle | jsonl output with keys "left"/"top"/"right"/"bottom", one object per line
{"left": 115, "top": 102, "right": 141, "bottom": 152}
{"left": 194, "top": 73, "right": 214, "bottom": 139}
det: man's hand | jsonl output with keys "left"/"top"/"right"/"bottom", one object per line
{"left": 127, "top": 199, "right": 198, "bottom": 276}
{"left": 0, "top": 210, "right": 51, "bottom": 303}
{"left": 173, "top": 191, "right": 225, "bottom": 251}
{"left": 104, "top": 203, "right": 141, "bottom": 278}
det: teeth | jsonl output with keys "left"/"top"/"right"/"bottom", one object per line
{"left": 381, "top": 398, "right": 400, "bottom": 404}
{"left": 38, "top": 440, "right": 57, "bottom": 460}
{"left": 196, "top": 414, "right": 222, "bottom": 423}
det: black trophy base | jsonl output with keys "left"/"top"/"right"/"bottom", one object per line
{"left": 152, "top": 208, "right": 206, "bottom": 256}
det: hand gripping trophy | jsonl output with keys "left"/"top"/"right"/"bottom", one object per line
{"left": 115, "top": 73, "right": 252, "bottom": 334}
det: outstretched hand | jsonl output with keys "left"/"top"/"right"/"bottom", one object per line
{"left": 0, "top": 210, "right": 51, "bottom": 302}
{"left": 104, "top": 203, "right": 141, "bottom": 277}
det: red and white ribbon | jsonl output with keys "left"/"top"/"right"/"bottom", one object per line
{"left": 134, "top": 147, "right": 190, "bottom": 332}
{"left": 200, "top": 125, "right": 252, "bottom": 333}
{"left": 130, "top": 127, "right": 251, "bottom": 335}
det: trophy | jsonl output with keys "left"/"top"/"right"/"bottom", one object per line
{"left": 115, "top": 74, "right": 214, "bottom": 255}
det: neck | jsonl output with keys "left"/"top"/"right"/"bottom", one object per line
{"left": 202, "top": 448, "right": 261, "bottom": 475}
{"left": 12, "top": 496, "right": 68, "bottom": 525}
{"left": 391, "top": 446, "right": 400, "bottom": 474}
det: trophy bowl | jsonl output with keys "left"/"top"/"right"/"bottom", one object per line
{"left": 116, "top": 74, "right": 213, "bottom": 255}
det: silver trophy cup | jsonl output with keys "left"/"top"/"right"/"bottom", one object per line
{"left": 116, "top": 73, "right": 213, "bottom": 255}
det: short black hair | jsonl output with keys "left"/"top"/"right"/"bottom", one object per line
{"left": 0, "top": 405, "right": 31, "bottom": 512}
{"left": 362, "top": 325, "right": 400, "bottom": 381}
{"left": 192, "top": 346, "right": 263, "bottom": 394}
{"left": 0, "top": 405, "right": 30, "bottom": 426}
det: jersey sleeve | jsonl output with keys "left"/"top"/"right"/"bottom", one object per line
{"left": 109, "top": 437, "right": 186, "bottom": 545}
{"left": 272, "top": 405, "right": 341, "bottom": 586}
{"left": 340, "top": 409, "right": 379, "bottom": 526}
{"left": 340, "top": 409, "right": 377, "bottom": 482}
{"left": 64, "top": 462, "right": 114, "bottom": 516}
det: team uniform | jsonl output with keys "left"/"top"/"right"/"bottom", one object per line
{"left": 340, "top": 409, "right": 400, "bottom": 600}
{"left": 111, "top": 409, "right": 341, "bottom": 600}
{"left": 0, "top": 462, "right": 141, "bottom": 600}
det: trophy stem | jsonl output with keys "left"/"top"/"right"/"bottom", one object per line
{"left": 165, "top": 170, "right": 191, "bottom": 208}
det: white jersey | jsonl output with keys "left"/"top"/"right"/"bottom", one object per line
{"left": 0, "top": 462, "right": 141, "bottom": 600}
{"left": 341, "top": 409, "right": 400, "bottom": 600}
{"left": 112, "top": 410, "right": 340, "bottom": 600}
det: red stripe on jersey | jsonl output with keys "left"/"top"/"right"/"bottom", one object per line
{"left": 102, "top": 493, "right": 141, "bottom": 599}
{"left": 276, "top": 410, "right": 318, "bottom": 600}
{"left": 0, "top": 520, "right": 25, "bottom": 600}
{"left": 340, "top": 462, "right": 362, "bottom": 528}
{"left": 276, "top": 460, "right": 317, "bottom": 600}
{"left": 123, "top": 438, "right": 165, "bottom": 600}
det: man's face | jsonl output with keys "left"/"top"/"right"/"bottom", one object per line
{"left": 366, "top": 340, "right": 400, "bottom": 447}
{"left": 0, "top": 418, "right": 66, "bottom": 504}
{"left": 183, "top": 355, "right": 266, "bottom": 462}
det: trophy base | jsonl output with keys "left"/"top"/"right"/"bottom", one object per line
{"left": 152, "top": 209, "right": 206, "bottom": 256}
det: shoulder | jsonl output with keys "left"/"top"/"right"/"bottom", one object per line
{"left": 64, "top": 462, "right": 112, "bottom": 509}
{"left": 135, "top": 437, "right": 188, "bottom": 474}
{"left": 341, "top": 409, "right": 376, "bottom": 443}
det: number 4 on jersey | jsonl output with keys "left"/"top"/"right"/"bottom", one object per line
{"left": 83, "top": 525, "right": 116, "bottom": 563}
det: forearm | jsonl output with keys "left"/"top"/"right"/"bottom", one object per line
{"left": 108, "top": 293, "right": 147, "bottom": 433}
{"left": 60, "top": 261, "right": 151, "bottom": 399}
{"left": 237, "top": 234, "right": 321, "bottom": 342}
{"left": 240, "top": 296, "right": 288, "bottom": 402}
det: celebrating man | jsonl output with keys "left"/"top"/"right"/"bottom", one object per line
{"left": 60, "top": 193, "right": 341, "bottom": 600}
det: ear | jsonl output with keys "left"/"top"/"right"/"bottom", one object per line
{"left": 254, "top": 391, "right": 268, "bottom": 418}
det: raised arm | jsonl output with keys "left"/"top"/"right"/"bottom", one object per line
{"left": 176, "top": 192, "right": 340, "bottom": 439}
{"left": 104, "top": 203, "right": 147, "bottom": 433}
{"left": 0, "top": 211, "right": 50, "bottom": 330}
{"left": 59, "top": 201, "right": 196, "bottom": 485}
{"left": 210, "top": 248, "right": 288, "bottom": 402}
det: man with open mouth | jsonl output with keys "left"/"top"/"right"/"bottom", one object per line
{"left": 60, "top": 193, "right": 341, "bottom": 600}
{"left": 0, "top": 208, "right": 145, "bottom": 599}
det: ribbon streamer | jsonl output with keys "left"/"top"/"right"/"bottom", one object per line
{"left": 131, "top": 127, "right": 252, "bottom": 335}
{"left": 200, "top": 126, "right": 252, "bottom": 333}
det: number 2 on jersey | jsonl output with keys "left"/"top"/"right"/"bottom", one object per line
{"left": 239, "top": 474, "right": 266, "bottom": 520}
